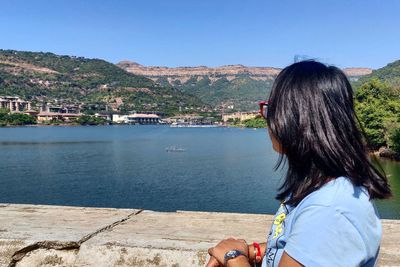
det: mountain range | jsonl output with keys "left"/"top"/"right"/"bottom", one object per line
{"left": 117, "top": 61, "right": 372, "bottom": 111}
{"left": 0, "top": 50, "right": 207, "bottom": 115}
{"left": 1, "top": 48, "right": 398, "bottom": 115}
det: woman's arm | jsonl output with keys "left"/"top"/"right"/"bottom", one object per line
{"left": 278, "top": 252, "right": 303, "bottom": 267}
{"left": 206, "top": 239, "right": 267, "bottom": 267}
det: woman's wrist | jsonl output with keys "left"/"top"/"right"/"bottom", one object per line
{"left": 248, "top": 244, "right": 255, "bottom": 262}
{"left": 248, "top": 242, "right": 266, "bottom": 266}
{"left": 227, "top": 255, "right": 251, "bottom": 267}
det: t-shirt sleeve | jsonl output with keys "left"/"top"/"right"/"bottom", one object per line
{"left": 284, "top": 205, "right": 367, "bottom": 267}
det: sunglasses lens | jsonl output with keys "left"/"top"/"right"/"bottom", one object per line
{"left": 259, "top": 104, "right": 267, "bottom": 119}
{"left": 262, "top": 106, "right": 267, "bottom": 119}
{"left": 259, "top": 101, "right": 268, "bottom": 120}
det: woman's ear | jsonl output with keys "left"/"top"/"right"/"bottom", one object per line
{"left": 268, "top": 128, "right": 284, "bottom": 154}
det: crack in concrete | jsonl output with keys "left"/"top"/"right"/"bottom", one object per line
{"left": 8, "top": 241, "right": 80, "bottom": 267}
{"left": 78, "top": 209, "right": 143, "bottom": 244}
{"left": 7, "top": 209, "right": 144, "bottom": 267}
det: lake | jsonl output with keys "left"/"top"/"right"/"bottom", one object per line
{"left": 0, "top": 125, "right": 399, "bottom": 219}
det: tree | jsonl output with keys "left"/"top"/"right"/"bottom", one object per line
{"left": 389, "top": 128, "right": 400, "bottom": 155}
{"left": 355, "top": 79, "right": 400, "bottom": 150}
{"left": 243, "top": 116, "right": 266, "bottom": 128}
{"left": 0, "top": 109, "right": 36, "bottom": 126}
{"left": 76, "top": 115, "right": 107, "bottom": 125}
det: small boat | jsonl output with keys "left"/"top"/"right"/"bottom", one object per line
{"left": 165, "top": 146, "right": 186, "bottom": 152}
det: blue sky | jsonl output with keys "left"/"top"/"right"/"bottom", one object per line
{"left": 0, "top": 0, "right": 399, "bottom": 69}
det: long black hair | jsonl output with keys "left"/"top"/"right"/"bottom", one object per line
{"left": 266, "top": 60, "right": 392, "bottom": 206}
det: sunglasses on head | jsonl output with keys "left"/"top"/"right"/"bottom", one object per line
{"left": 258, "top": 101, "right": 268, "bottom": 120}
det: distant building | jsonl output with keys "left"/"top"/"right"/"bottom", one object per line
{"left": 41, "top": 103, "right": 81, "bottom": 114}
{"left": 127, "top": 113, "right": 160, "bottom": 124}
{"left": 94, "top": 113, "right": 112, "bottom": 121}
{"left": 37, "top": 103, "right": 82, "bottom": 123}
{"left": 112, "top": 114, "right": 128, "bottom": 123}
{"left": 0, "top": 96, "right": 32, "bottom": 112}
{"left": 222, "top": 112, "right": 258, "bottom": 122}
{"left": 112, "top": 113, "right": 161, "bottom": 124}
{"left": 36, "top": 112, "right": 82, "bottom": 123}
{"left": 166, "top": 115, "right": 213, "bottom": 125}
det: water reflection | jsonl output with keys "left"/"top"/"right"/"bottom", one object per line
{"left": 375, "top": 158, "right": 400, "bottom": 219}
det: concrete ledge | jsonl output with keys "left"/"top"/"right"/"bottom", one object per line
{"left": 0, "top": 204, "right": 398, "bottom": 267}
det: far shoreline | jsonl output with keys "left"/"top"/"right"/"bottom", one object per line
{"left": 1, "top": 124, "right": 400, "bottom": 163}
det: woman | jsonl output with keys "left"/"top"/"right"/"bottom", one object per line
{"left": 206, "top": 60, "right": 391, "bottom": 267}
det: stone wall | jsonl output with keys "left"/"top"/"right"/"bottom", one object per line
{"left": 0, "top": 204, "right": 398, "bottom": 267}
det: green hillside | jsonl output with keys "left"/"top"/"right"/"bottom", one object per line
{"left": 356, "top": 60, "right": 400, "bottom": 89}
{"left": 0, "top": 50, "right": 207, "bottom": 115}
{"left": 156, "top": 75, "right": 273, "bottom": 111}
{"left": 354, "top": 59, "right": 400, "bottom": 156}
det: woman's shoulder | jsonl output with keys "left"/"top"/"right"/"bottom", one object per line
{"left": 297, "top": 176, "right": 372, "bottom": 211}
{"left": 286, "top": 176, "right": 381, "bottom": 260}
{"left": 291, "top": 176, "right": 381, "bottom": 237}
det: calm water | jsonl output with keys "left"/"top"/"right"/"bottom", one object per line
{"left": 0, "top": 125, "right": 399, "bottom": 219}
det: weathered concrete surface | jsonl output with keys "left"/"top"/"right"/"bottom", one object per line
{"left": 0, "top": 204, "right": 399, "bottom": 267}
{"left": 379, "top": 220, "right": 400, "bottom": 267}
{"left": 76, "top": 210, "right": 272, "bottom": 266}
{"left": 0, "top": 204, "right": 140, "bottom": 267}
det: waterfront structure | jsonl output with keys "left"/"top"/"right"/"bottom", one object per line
{"left": 112, "top": 113, "right": 161, "bottom": 124}
{"left": 127, "top": 113, "right": 160, "bottom": 124}
{"left": 36, "top": 103, "right": 83, "bottom": 123}
{"left": 222, "top": 112, "right": 258, "bottom": 122}
{"left": 94, "top": 113, "right": 112, "bottom": 121}
{"left": 36, "top": 112, "right": 83, "bottom": 123}
{"left": 166, "top": 115, "right": 214, "bottom": 126}
{"left": 112, "top": 114, "right": 128, "bottom": 123}
{"left": 0, "top": 96, "right": 32, "bottom": 112}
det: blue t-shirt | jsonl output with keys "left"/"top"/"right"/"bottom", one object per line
{"left": 262, "top": 176, "right": 381, "bottom": 267}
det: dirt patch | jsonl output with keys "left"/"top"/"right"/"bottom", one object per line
{"left": 0, "top": 61, "right": 58, "bottom": 74}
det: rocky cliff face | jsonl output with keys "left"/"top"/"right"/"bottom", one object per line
{"left": 117, "top": 61, "right": 281, "bottom": 84}
{"left": 342, "top": 68, "right": 373, "bottom": 77}
{"left": 117, "top": 61, "right": 373, "bottom": 111}
{"left": 117, "top": 61, "right": 372, "bottom": 83}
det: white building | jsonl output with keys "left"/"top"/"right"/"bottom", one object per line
{"left": 0, "top": 96, "right": 32, "bottom": 112}
{"left": 112, "top": 113, "right": 161, "bottom": 124}
{"left": 112, "top": 114, "right": 128, "bottom": 123}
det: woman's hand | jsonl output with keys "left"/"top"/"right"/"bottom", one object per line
{"left": 205, "top": 256, "right": 222, "bottom": 267}
{"left": 207, "top": 238, "right": 249, "bottom": 266}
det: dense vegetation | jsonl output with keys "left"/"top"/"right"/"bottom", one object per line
{"left": 76, "top": 115, "right": 108, "bottom": 125}
{"left": 355, "top": 78, "right": 400, "bottom": 157}
{"left": 356, "top": 59, "right": 400, "bottom": 89}
{"left": 390, "top": 129, "right": 400, "bottom": 156}
{"left": 0, "top": 49, "right": 207, "bottom": 115}
{"left": 0, "top": 109, "right": 36, "bottom": 126}
{"left": 243, "top": 116, "right": 266, "bottom": 128}
{"left": 354, "top": 59, "right": 400, "bottom": 156}
{"left": 226, "top": 116, "right": 266, "bottom": 128}
{"left": 157, "top": 76, "right": 274, "bottom": 111}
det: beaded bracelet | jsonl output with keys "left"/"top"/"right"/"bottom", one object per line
{"left": 253, "top": 242, "right": 262, "bottom": 267}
